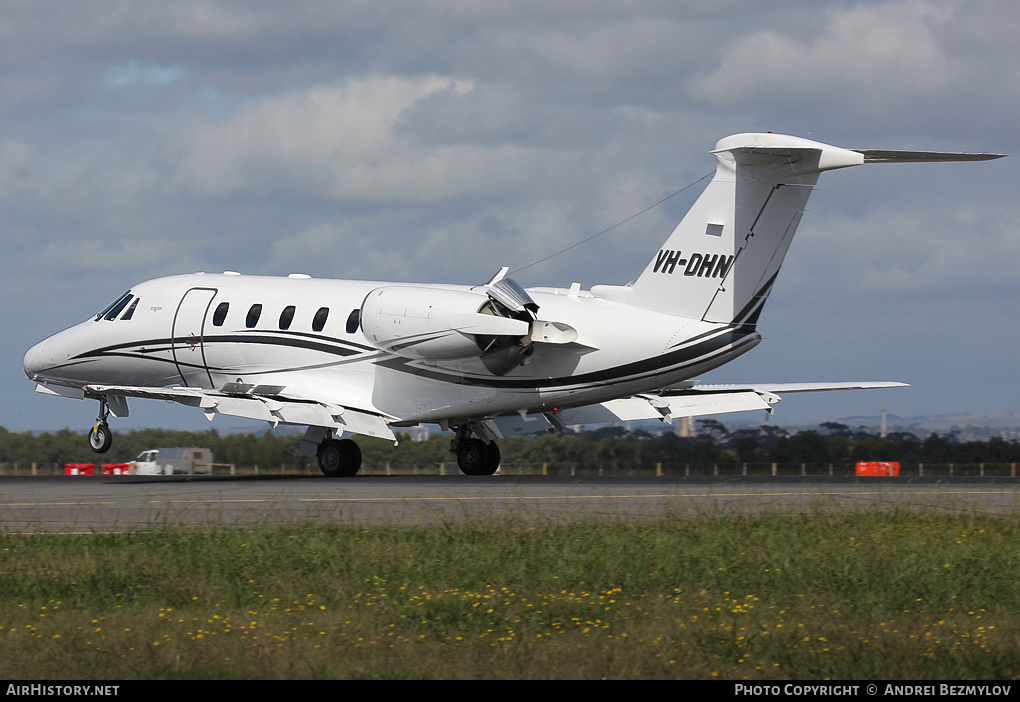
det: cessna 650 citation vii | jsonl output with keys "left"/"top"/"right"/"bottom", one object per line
{"left": 23, "top": 133, "right": 1004, "bottom": 476}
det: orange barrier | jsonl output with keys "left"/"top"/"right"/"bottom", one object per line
{"left": 855, "top": 461, "right": 900, "bottom": 476}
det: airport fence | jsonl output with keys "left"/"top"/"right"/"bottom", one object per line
{"left": 1, "top": 461, "right": 1017, "bottom": 477}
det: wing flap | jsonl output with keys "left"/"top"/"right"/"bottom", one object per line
{"left": 35, "top": 382, "right": 85, "bottom": 400}
{"left": 81, "top": 383, "right": 396, "bottom": 442}
{"left": 330, "top": 407, "right": 396, "bottom": 441}
{"left": 559, "top": 391, "right": 774, "bottom": 426}
{"left": 559, "top": 397, "right": 667, "bottom": 424}
{"left": 496, "top": 380, "right": 907, "bottom": 434}
{"left": 653, "top": 390, "right": 775, "bottom": 419}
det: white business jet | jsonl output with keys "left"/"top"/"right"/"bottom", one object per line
{"left": 23, "top": 133, "right": 1004, "bottom": 476}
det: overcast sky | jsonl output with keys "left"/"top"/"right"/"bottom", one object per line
{"left": 3, "top": 0, "right": 1018, "bottom": 434}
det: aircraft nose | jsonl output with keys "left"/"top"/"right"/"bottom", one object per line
{"left": 24, "top": 338, "right": 51, "bottom": 379}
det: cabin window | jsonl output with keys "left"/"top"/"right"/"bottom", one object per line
{"left": 346, "top": 309, "right": 360, "bottom": 334}
{"left": 312, "top": 307, "right": 329, "bottom": 332}
{"left": 120, "top": 298, "right": 139, "bottom": 320}
{"left": 246, "top": 303, "right": 263, "bottom": 328}
{"left": 104, "top": 294, "right": 134, "bottom": 321}
{"left": 279, "top": 305, "right": 295, "bottom": 330}
{"left": 95, "top": 291, "right": 131, "bottom": 321}
{"left": 212, "top": 302, "right": 229, "bottom": 327}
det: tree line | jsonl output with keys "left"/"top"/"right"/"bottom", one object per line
{"left": 1, "top": 419, "right": 1019, "bottom": 471}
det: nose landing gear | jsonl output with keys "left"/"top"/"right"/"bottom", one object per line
{"left": 87, "top": 398, "right": 113, "bottom": 454}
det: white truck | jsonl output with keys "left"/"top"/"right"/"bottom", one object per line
{"left": 132, "top": 448, "right": 213, "bottom": 476}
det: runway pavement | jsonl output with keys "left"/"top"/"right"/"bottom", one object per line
{"left": 1, "top": 474, "right": 1019, "bottom": 533}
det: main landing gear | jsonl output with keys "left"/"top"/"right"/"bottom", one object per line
{"left": 317, "top": 438, "right": 363, "bottom": 477}
{"left": 300, "top": 428, "right": 364, "bottom": 477}
{"left": 451, "top": 426, "right": 501, "bottom": 476}
{"left": 302, "top": 425, "right": 507, "bottom": 478}
{"left": 87, "top": 398, "right": 113, "bottom": 454}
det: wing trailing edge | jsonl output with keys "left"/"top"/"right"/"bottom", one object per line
{"left": 475, "top": 381, "right": 908, "bottom": 439}
{"left": 852, "top": 149, "right": 1006, "bottom": 163}
{"left": 79, "top": 383, "right": 397, "bottom": 442}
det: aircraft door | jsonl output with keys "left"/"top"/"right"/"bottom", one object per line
{"left": 172, "top": 287, "right": 217, "bottom": 387}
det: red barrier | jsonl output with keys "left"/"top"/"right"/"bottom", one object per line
{"left": 855, "top": 461, "right": 900, "bottom": 476}
{"left": 64, "top": 463, "right": 96, "bottom": 476}
{"left": 102, "top": 463, "right": 132, "bottom": 475}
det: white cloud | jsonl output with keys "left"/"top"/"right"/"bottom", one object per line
{"left": 169, "top": 74, "right": 589, "bottom": 208}
{"left": 689, "top": 1, "right": 960, "bottom": 107}
{"left": 174, "top": 76, "right": 465, "bottom": 196}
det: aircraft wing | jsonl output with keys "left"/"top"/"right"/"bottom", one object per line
{"left": 473, "top": 382, "right": 907, "bottom": 440}
{"left": 68, "top": 383, "right": 397, "bottom": 442}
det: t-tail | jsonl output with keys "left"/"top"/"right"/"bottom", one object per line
{"left": 629, "top": 133, "right": 1004, "bottom": 326}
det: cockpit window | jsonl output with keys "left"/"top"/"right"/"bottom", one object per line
{"left": 120, "top": 298, "right": 139, "bottom": 320}
{"left": 95, "top": 291, "right": 131, "bottom": 321}
{"left": 312, "top": 307, "right": 329, "bottom": 332}
{"left": 246, "top": 303, "right": 263, "bottom": 328}
{"left": 103, "top": 293, "right": 134, "bottom": 321}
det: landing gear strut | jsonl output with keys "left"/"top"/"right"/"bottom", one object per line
{"left": 317, "top": 438, "right": 362, "bottom": 477}
{"left": 87, "top": 398, "right": 113, "bottom": 454}
{"left": 451, "top": 426, "right": 501, "bottom": 476}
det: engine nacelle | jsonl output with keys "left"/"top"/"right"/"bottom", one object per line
{"left": 360, "top": 286, "right": 530, "bottom": 360}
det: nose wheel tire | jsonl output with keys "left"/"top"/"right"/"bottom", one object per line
{"left": 88, "top": 423, "right": 113, "bottom": 454}
{"left": 317, "top": 438, "right": 362, "bottom": 477}
{"left": 457, "top": 438, "right": 501, "bottom": 476}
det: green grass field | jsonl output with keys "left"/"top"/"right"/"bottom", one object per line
{"left": 1, "top": 509, "right": 1018, "bottom": 679}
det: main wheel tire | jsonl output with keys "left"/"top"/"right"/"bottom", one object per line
{"left": 457, "top": 438, "right": 500, "bottom": 476}
{"left": 317, "top": 438, "right": 362, "bottom": 477}
{"left": 88, "top": 423, "right": 113, "bottom": 454}
{"left": 337, "top": 438, "right": 362, "bottom": 476}
{"left": 483, "top": 441, "right": 501, "bottom": 475}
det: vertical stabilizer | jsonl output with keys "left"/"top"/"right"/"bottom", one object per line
{"left": 630, "top": 133, "right": 865, "bottom": 325}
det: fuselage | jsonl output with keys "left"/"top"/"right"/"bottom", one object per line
{"left": 24, "top": 272, "right": 760, "bottom": 425}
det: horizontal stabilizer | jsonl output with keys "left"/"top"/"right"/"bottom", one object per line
{"left": 853, "top": 149, "right": 1006, "bottom": 163}
{"left": 688, "top": 381, "right": 908, "bottom": 394}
